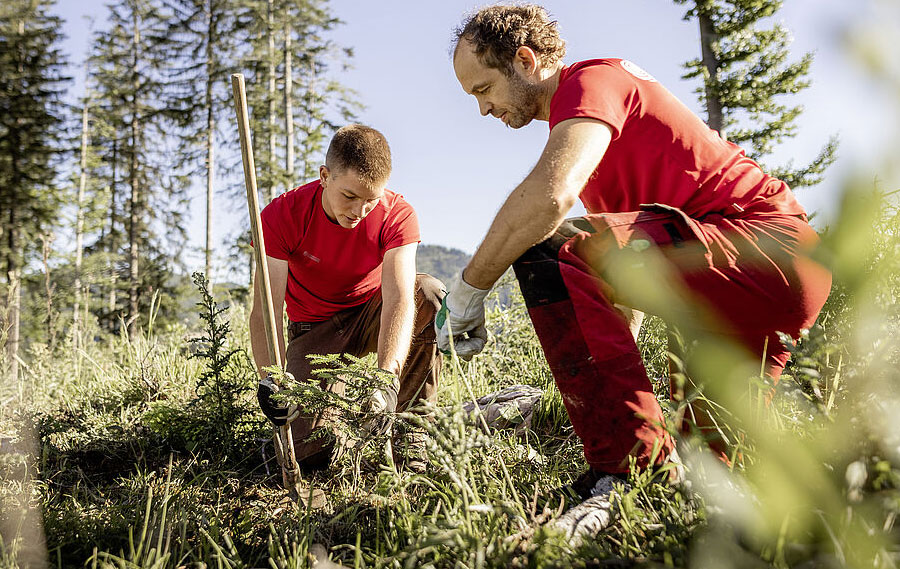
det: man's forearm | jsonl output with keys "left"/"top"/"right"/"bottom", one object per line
{"left": 377, "top": 296, "right": 415, "bottom": 377}
{"left": 464, "top": 177, "right": 577, "bottom": 289}
{"left": 464, "top": 119, "right": 612, "bottom": 290}
{"left": 250, "top": 308, "right": 286, "bottom": 379}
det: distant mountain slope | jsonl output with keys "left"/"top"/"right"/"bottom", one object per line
{"left": 416, "top": 244, "right": 470, "bottom": 284}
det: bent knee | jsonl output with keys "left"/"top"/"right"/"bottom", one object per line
{"left": 415, "top": 273, "right": 445, "bottom": 313}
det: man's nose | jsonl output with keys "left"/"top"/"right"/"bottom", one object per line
{"left": 478, "top": 99, "right": 492, "bottom": 117}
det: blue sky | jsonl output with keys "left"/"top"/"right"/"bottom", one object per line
{"left": 53, "top": 0, "right": 899, "bottom": 278}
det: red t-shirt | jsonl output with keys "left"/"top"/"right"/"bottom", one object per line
{"left": 548, "top": 59, "right": 806, "bottom": 219}
{"left": 260, "top": 180, "right": 420, "bottom": 322}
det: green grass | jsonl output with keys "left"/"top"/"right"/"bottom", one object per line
{"left": 3, "top": 184, "right": 900, "bottom": 568}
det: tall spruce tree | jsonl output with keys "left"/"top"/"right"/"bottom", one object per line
{"left": 85, "top": 29, "right": 128, "bottom": 330}
{"left": 235, "top": 0, "right": 281, "bottom": 203}
{"left": 162, "top": 0, "right": 242, "bottom": 285}
{"left": 69, "top": 66, "right": 111, "bottom": 340}
{"left": 89, "top": 0, "right": 188, "bottom": 332}
{"left": 0, "top": 0, "right": 69, "bottom": 378}
{"left": 289, "top": 0, "right": 360, "bottom": 182}
{"left": 238, "top": 0, "right": 360, "bottom": 202}
{"left": 224, "top": 0, "right": 358, "bottom": 286}
{"left": 676, "top": 0, "right": 837, "bottom": 188}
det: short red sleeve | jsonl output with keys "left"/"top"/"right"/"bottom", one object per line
{"left": 259, "top": 195, "right": 296, "bottom": 261}
{"left": 380, "top": 196, "right": 420, "bottom": 252}
{"left": 548, "top": 60, "right": 639, "bottom": 140}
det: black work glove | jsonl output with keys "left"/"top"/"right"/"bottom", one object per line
{"left": 257, "top": 374, "right": 299, "bottom": 426}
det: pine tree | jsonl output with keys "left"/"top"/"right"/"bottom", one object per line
{"left": 223, "top": 0, "right": 359, "bottom": 287}
{"left": 675, "top": 0, "right": 837, "bottom": 188}
{"left": 289, "top": 0, "right": 361, "bottom": 182}
{"left": 0, "top": 0, "right": 69, "bottom": 378}
{"left": 69, "top": 61, "right": 112, "bottom": 341}
{"left": 88, "top": 0, "right": 188, "bottom": 332}
{"left": 84, "top": 38, "right": 127, "bottom": 330}
{"left": 238, "top": 0, "right": 360, "bottom": 202}
{"left": 73, "top": 96, "right": 90, "bottom": 337}
{"left": 161, "top": 0, "right": 243, "bottom": 285}
{"left": 233, "top": 0, "right": 281, "bottom": 203}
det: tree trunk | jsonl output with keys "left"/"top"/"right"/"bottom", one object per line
{"left": 5, "top": 20, "right": 25, "bottom": 383}
{"left": 267, "top": 0, "right": 277, "bottom": 202}
{"left": 301, "top": 57, "right": 316, "bottom": 179}
{"left": 6, "top": 211, "right": 20, "bottom": 383}
{"left": 107, "top": 137, "right": 119, "bottom": 328}
{"left": 204, "top": 0, "right": 215, "bottom": 284}
{"left": 41, "top": 234, "right": 56, "bottom": 349}
{"left": 698, "top": 9, "right": 725, "bottom": 138}
{"left": 284, "top": 17, "right": 294, "bottom": 193}
{"left": 128, "top": 10, "right": 141, "bottom": 332}
{"left": 74, "top": 100, "right": 89, "bottom": 337}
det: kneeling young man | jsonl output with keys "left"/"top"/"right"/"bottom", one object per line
{"left": 249, "top": 124, "right": 443, "bottom": 471}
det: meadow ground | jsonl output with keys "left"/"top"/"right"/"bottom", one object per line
{"left": 3, "top": 183, "right": 900, "bottom": 568}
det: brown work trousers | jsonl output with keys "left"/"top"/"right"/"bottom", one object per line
{"left": 283, "top": 273, "right": 444, "bottom": 470}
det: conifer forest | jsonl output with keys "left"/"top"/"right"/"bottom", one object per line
{"left": 2, "top": 0, "right": 900, "bottom": 567}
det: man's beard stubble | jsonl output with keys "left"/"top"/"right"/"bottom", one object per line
{"left": 505, "top": 71, "right": 543, "bottom": 129}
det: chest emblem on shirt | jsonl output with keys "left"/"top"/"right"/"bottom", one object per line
{"left": 620, "top": 60, "right": 657, "bottom": 83}
{"left": 302, "top": 250, "right": 321, "bottom": 263}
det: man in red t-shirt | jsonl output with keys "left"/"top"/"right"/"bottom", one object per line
{"left": 440, "top": 5, "right": 831, "bottom": 500}
{"left": 250, "top": 124, "right": 443, "bottom": 472}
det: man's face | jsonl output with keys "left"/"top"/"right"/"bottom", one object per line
{"left": 453, "top": 40, "right": 542, "bottom": 129}
{"left": 319, "top": 166, "right": 384, "bottom": 229}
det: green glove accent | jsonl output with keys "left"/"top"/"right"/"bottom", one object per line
{"left": 436, "top": 295, "right": 451, "bottom": 354}
{"left": 436, "top": 295, "right": 448, "bottom": 329}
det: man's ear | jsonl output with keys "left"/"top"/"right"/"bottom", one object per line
{"left": 513, "top": 46, "right": 539, "bottom": 76}
{"left": 319, "top": 165, "right": 329, "bottom": 185}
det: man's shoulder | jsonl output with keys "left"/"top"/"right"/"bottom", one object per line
{"left": 265, "top": 179, "right": 320, "bottom": 216}
{"left": 278, "top": 179, "right": 321, "bottom": 203}
{"left": 374, "top": 188, "right": 419, "bottom": 244}
{"left": 570, "top": 57, "right": 621, "bottom": 68}
{"left": 379, "top": 188, "right": 415, "bottom": 215}
{"left": 561, "top": 58, "right": 635, "bottom": 81}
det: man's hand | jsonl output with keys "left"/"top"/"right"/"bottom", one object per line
{"left": 365, "top": 384, "right": 399, "bottom": 415}
{"left": 257, "top": 375, "right": 299, "bottom": 426}
{"left": 435, "top": 272, "right": 491, "bottom": 361}
{"left": 361, "top": 370, "right": 400, "bottom": 437}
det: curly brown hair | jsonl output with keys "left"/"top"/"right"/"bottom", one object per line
{"left": 454, "top": 4, "right": 566, "bottom": 75}
{"left": 325, "top": 124, "right": 392, "bottom": 187}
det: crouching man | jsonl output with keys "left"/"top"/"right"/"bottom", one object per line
{"left": 441, "top": 5, "right": 831, "bottom": 503}
{"left": 249, "top": 124, "right": 443, "bottom": 473}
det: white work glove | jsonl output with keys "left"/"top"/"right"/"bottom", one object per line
{"left": 435, "top": 272, "right": 491, "bottom": 361}
{"left": 361, "top": 370, "right": 399, "bottom": 437}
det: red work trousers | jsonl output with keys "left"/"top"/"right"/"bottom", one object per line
{"left": 512, "top": 205, "right": 832, "bottom": 473}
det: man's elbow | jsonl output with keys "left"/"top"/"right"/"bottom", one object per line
{"left": 522, "top": 172, "right": 581, "bottom": 216}
{"left": 536, "top": 187, "right": 580, "bottom": 232}
{"left": 550, "top": 191, "right": 580, "bottom": 217}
